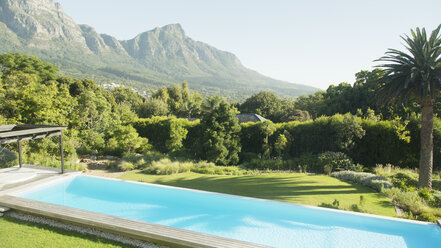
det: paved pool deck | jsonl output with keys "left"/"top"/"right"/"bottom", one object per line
{"left": 0, "top": 165, "right": 69, "bottom": 192}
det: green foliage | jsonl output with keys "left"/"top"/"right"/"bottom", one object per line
{"left": 318, "top": 151, "right": 352, "bottom": 172}
{"left": 293, "top": 153, "right": 318, "bottom": 173}
{"left": 116, "top": 161, "right": 135, "bottom": 171}
{"left": 243, "top": 158, "right": 294, "bottom": 171}
{"left": 319, "top": 199, "right": 340, "bottom": 209}
{"left": 239, "top": 91, "right": 283, "bottom": 121}
{"left": 331, "top": 171, "right": 393, "bottom": 192}
{"left": 138, "top": 98, "right": 169, "bottom": 118}
{"left": 0, "top": 53, "right": 59, "bottom": 82}
{"left": 110, "top": 86, "right": 143, "bottom": 113}
{"left": 240, "top": 120, "right": 276, "bottom": 159}
{"left": 274, "top": 133, "right": 288, "bottom": 158}
{"left": 140, "top": 157, "right": 253, "bottom": 175}
{"left": 0, "top": 147, "right": 17, "bottom": 167}
{"left": 133, "top": 117, "right": 193, "bottom": 153}
{"left": 199, "top": 101, "right": 241, "bottom": 165}
{"left": 106, "top": 125, "right": 149, "bottom": 155}
{"left": 151, "top": 81, "right": 203, "bottom": 118}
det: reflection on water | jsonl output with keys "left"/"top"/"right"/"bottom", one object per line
{"left": 18, "top": 175, "right": 441, "bottom": 248}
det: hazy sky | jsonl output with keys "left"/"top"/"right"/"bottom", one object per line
{"left": 56, "top": 0, "right": 441, "bottom": 90}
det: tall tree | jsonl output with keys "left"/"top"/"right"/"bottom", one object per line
{"left": 200, "top": 101, "right": 241, "bottom": 165}
{"left": 376, "top": 25, "right": 441, "bottom": 189}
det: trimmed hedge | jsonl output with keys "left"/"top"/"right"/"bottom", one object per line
{"left": 132, "top": 114, "right": 441, "bottom": 169}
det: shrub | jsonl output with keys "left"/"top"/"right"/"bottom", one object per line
{"left": 25, "top": 153, "right": 86, "bottom": 171}
{"left": 117, "top": 161, "right": 135, "bottom": 171}
{"left": 142, "top": 158, "right": 254, "bottom": 176}
{"left": 348, "top": 163, "right": 364, "bottom": 172}
{"left": 382, "top": 187, "right": 424, "bottom": 214}
{"left": 331, "top": 171, "right": 393, "bottom": 192}
{"left": 191, "top": 161, "right": 252, "bottom": 175}
{"left": 133, "top": 117, "right": 194, "bottom": 153}
{"left": 416, "top": 212, "right": 438, "bottom": 222}
{"left": 0, "top": 147, "right": 17, "bottom": 168}
{"left": 432, "top": 191, "right": 441, "bottom": 208}
{"left": 243, "top": 158, "right": 294, "bottom": 171}
{"left": 144, "top": 158, "right": 192, "bottom": 175}
{"left": 318, "top": 151, "right": 352, "bottom": 172}
{"left": 294, "top": 153, "right": 319, "bottom": 173}
{"left": 319, "top": 199, "right": 340, "bottom": 209}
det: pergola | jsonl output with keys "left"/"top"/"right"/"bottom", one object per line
{"left": 0, "top": 125, "right": 67, "bottom": 173}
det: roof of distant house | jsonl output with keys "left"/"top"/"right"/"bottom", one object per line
{"left": 235, "top": 113, "right": 267, "bottom": 124}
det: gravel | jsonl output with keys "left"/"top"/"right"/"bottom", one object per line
{"left": 5, "top": 211, "right": 168, "bottom": 248}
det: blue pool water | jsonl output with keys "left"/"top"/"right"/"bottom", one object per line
{"left": 16, "top": 175, "right": 441, "bottom": 248}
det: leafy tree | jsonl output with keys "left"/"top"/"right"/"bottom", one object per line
{"left": 152, "top": 81, "right": 202, "bottom": 117}
{"left": 295, "top": 91, "right": 326, "bottom": 119}
{"left": 274, "top": 134, "right": 288, "bottom": 158}
{"left": 138, "top": 98, "right": 169, "bottom": 118}
{"left": 0, "top": 53, "right": 59, "bottom": 82}
{"left": 200, "top": 101, "right": 241, "bottom": 165}
{"left": 106, "top": 125, "right": 149, "bottom": 155}
{"left": 110, "top": 86, "right": 143, "bottom": 113}
{"left": 239, "top": 91, "right": 283, "bottom": 122}
{"left": 375, "top": 25, "right": 441, "bottom": 189}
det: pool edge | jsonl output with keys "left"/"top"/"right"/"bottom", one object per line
{"left": 0, "top": 195, "right": 269, "bottom": 248}
{"left": 82, "top": 174, "right": 438, "bottom": 227}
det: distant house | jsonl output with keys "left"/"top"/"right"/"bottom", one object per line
{"left": 235, "top": 113, "right": 267, "bottom": 124}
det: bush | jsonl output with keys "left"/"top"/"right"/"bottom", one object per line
{"left": 416, "top": 212, "right": 438, "bottom": 222}
{"left": 25, "top": 153, "right": 86, "bottom": 171}
{"left": 191, "top": 161, "right": 252, "bottom": 175}
{"left": 382, "top": 187, "right": 424, "bottom": 213}
{"left": 331, "top": 171, "right": 393, "bottom": 192}
{"left": 243, "top": 158, "right": 294, "bottom": 171}
{"left": 432, "top": 191, "right": 441, "bottom": 208}
{"left": 117, "top": 161, "right": 135, "bottom": 171}
{"left": 318, "top": 151, "right": 352, "bottom": 172}
{"left": 0, "top": 147, "right": 17, "bottom": 168}
{"left": 319, "top": 199, "right": 340, "bottom": 209}
{"left": 133, "top": 117, "right": 194, "bottom": 153}
{"left": 144, "top": 158, "right": 192, "bottom": 175}
{"left": 294, "top": 153, "right": 318, "bottom": 173}
{"left": 142, "top": 158, "right": 254, "bottom": 175}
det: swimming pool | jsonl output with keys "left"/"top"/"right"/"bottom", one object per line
{"left": 15, "top": 175, "right": 441, "bottom": 248}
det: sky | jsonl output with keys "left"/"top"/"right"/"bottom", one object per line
{"left": 56, "top": 0, "right": 441, "bottom": 90}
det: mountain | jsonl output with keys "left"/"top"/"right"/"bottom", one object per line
{"left": 0, "top": 0, "right": 319, "bottom": 100}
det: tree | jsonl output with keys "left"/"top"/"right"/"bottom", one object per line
{"left": 200, "top": 101, "right": 241, "bottom": 165}
{"left": 239, "top": 91, "right": 283, "bottom": 122}
{"left": 376, "top": 25, "right": 441, "bottom": 189}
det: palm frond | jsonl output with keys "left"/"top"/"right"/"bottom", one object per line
{"left": 375, "top": 25, "right": 441, "bottom": 106}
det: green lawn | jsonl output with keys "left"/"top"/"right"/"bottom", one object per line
{"left": 120, "top": 171, "right": 397, "bottom": 217}
{"left": 0, "top": 216, "right": 134, "bottom": 248}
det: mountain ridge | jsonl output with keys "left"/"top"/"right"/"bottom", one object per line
{"left": 0, "top": 0, "right": 319, "bottom": 100}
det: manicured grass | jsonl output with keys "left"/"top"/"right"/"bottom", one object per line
{"left": 119, "top": 171, "right": 397, "bottom": 217}
{"left": 0, "top": 216, "right": 134, "bottom": 248}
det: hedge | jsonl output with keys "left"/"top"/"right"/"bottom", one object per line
{"left": 132, "top": 114, "right": 441, "bottom": 170}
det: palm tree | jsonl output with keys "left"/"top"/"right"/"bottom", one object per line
{"left": 376, "top": 25, "right": 441, "bottom": 189}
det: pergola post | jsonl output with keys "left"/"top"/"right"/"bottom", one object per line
{"left": 60, "top": 132, "right": 64, "bottom": 174}
{"left": 18, "top": 138, "right": 22, "bottom": 168}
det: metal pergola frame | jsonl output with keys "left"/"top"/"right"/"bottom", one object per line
{"left": 0, "top": 125, "right": 67, "bottom": 173}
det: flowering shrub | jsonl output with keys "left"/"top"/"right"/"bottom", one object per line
{"left": 331, "top": 171, "right": 392, "bottom": 192}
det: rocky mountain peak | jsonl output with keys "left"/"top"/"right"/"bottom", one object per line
{"left": 0, "top": 0, "right": 87, "bottom": 49}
